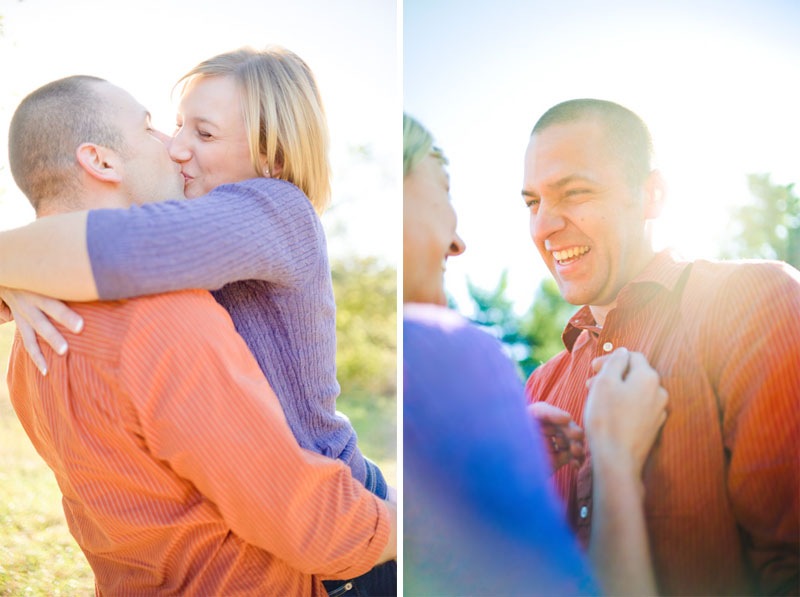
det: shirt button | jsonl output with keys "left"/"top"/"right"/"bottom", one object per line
{"left": 579, "top": 505, "right": 589, "bottom": 519}
{"left": 602, "top": 341, "right": 613, "bottom": 353}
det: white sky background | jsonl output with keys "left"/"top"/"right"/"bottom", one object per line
{"left": 0, "top": 0, "right": 399, "bottom": 264}
{"left": 405, "top": 0, "right": 800, "bottom": 315}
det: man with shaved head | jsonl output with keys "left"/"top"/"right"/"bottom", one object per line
{"left": 4, "top": 75, "right": 395, "bottom": 595}
{"left": 524, "top": 98, "right": 799, "bottom": 596}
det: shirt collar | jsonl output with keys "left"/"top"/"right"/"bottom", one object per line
{"left": 561, "top": 249, "right": 691, "bottom": 352}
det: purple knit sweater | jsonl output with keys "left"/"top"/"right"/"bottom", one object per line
{"left": 87, "top": 178, "right": 382, "bottom": 492}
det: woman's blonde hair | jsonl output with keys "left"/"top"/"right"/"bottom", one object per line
{"left": 403, "top": 113, "right": 447, "bottom": 177}
{"left": 177, "top": 46, "right": 331, "bottom": 213}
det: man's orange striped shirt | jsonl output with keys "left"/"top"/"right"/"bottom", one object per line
{"left": 527, "top": 252, "right": 799, "bottom": 596}
{"left": 8, "top": 289, "right": 390, "bottom": 596}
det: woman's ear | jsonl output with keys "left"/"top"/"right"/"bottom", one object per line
{"left": 75, "top": 143, "right": 123, "bottom": 183}
{"left": 643, "top": 169, "right": 666, "bottom": 219}
{"left": 261, "top": 159, "right": 283, "bottom": 178}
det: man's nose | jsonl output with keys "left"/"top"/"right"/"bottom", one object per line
{"left": 152, "top": 129, "right": 172, "bottom": 145}
{"left": 530, "top": 203, "right": 566, "bottom": 243}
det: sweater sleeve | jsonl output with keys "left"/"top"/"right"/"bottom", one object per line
{"left": 121, "top": 290, "right": 389, "bottom": 578}
{"left": 87, "top": 178, "right": 324, "bottom": 300}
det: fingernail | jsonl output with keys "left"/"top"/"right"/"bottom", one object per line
{"left": 56, "top": 343, "right": 68, "bottom": 356}
{"left": 72, "top": 318, "right": 84, "bottom": 333}
{"left": 39, "top": 364, "right": 48, "bottom": 376}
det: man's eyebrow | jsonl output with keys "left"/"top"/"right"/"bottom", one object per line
{"left": 522, "top": 174, "right": 598, "bottom": 196}
{"left": 548, "top": 174, "right": 598, "bottom": 188}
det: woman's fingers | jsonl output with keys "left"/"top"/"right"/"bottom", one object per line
{"left": 16, "top": 317, "right": 48, "bottom": 376}
{"left": 29, "top": 296, "right": 83, "bottom": 355}
{"left": 530, "top": 401, "right": 573, "bottom": 425}
{"left": 37, "top": 296, "right": 84, "bottom": 334}
{"left": 585, "top": 348, "right": 670, "bottom": 475}
{"left": 592, "top": 347, "right": 629, "bottom": 376}
{"left": 25, "top": 305, "right": 69, "bottom": 356}
{"left": 530, "top": 401, "right": 587, "bottom": 472}
{"left": 0, "top": 288, "right": 83, "bottom": 375}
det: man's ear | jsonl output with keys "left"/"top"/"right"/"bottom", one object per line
{"left": 75, "top": 143, "right": 123, "bottom": 183}
{"left": 643, "top": 169, "right": 666, "bottom": 219}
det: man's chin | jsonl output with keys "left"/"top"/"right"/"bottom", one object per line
{"left": 553, "top": 280, "right": 582, "bottom": 305}
{"left": 557, "top": 283, "right": 600, "bottom": 307}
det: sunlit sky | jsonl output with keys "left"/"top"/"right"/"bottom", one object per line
{"left": 405, "top": 0, "right": 800, "bottom": 314}
{"left": 0, "top": 0, "right": 398, "bottom": 263}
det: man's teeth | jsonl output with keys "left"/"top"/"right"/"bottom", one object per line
{"left": 552, "top": 246, "right": 589, "bottom": 262}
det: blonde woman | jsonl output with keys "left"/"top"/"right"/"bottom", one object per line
{"left": 0, "top": 47, "right": 394, "bottom": 595}
{"left": 403, "top": 114, "right": 665, "bottom": 596}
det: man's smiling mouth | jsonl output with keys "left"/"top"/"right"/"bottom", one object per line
{"left": 552, "top": 246, "right": 590, "bottom": 265}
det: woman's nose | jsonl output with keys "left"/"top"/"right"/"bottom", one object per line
{"left": 168, "top": 129, "right": 191, "bottom": 162}
{"left": 449, "top": 233, "right": 466, "bottom": 257}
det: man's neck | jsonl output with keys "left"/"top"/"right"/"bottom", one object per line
{"left": 36, "top": 191, "right": 129, "bottom": 217}
{"left": 587, "top": 248, "right": 658, "bottom": 328}
{"left": 589, "top": 303, "right": 614, "bottom": 328}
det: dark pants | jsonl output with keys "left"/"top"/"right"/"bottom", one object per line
{"left": 323, "top": 560, "right": 397, "bottom": 596}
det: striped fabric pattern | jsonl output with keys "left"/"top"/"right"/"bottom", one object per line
{"left": 8, "top": 289, "right": 389, "bottom": 596}
{"left": 526, "top": 251, "right": 800, "bottom": 596}
{"left": 87, "top": 177, "right": 372, "bottom": 487}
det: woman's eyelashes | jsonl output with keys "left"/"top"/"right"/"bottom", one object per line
{"left": 173, "top": 123, "right": 211, "bottom": 140}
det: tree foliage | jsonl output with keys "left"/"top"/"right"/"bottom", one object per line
{"left": 462, "top": 174, "right": 799, "bottom": 380}
{"left": 466, "top": 272, "right": 573, "bottom": 379}
{"left": 520, "top": 278, "right": 575, "bottom": 373}
{"left": 721, "top": 173, "right": 800, "bottom": 268}
{"left": 331, "top": 256, "right": 396, "bottom": 397}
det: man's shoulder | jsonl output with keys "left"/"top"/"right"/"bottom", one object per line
{"left": 66, "top": 290, "right": 229, "bottom": 351}
{"left": 689, "top": 258, "right": 800, "bottom": 298}
{"left": 71, "top": 289, "right": 219, "bottom": 321}
{"left": 692, "top": 257, "right": 798, "bottom": 277}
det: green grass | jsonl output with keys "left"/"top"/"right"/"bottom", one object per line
{"left": 0, "top": 324, "right": 94, "bottom": 595}
{"left": 338, "top": 390, "right": 397, "bottom": 486}
{"left": 0, "top": 324, "right": 396, "bottom": 594}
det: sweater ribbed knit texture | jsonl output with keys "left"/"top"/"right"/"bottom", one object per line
{"left": 87, "top": 178, "right": 370, "bottom": 486}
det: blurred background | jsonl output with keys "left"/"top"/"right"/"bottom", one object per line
{"left": 3, "top": 0, "right": 800, "bottom": 593}
{"left": 405, "top": 0, "right": 800, "bottom": 376}
{"left": 0, "top": 1, "right": 397, "bottom": 593}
